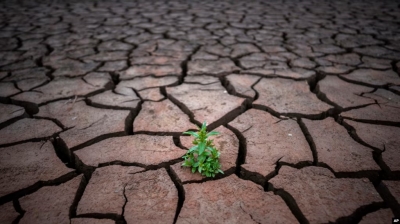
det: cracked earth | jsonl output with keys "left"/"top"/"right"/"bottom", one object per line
{"left": 0, "top": 0, "right": 399, "bottom": 223}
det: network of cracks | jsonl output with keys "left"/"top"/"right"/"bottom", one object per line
{"left": 0, "top": 0, "right": 400, "bottom": 223}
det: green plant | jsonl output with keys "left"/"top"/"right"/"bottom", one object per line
{"left": 182, "top": 122, "right": 224, "bottom": 177}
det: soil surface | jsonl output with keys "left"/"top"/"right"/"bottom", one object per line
{"left": 0, "top": 0, "right": 399, "bottom": 223}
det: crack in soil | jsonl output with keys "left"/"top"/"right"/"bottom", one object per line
{"left": 239, "top": 201, "right": 261, "bottom": 224}
{"left": 166, "top": 167, "right": 185, "bottom": 224}
{"left": 271, "top": 187, "right": 309, "bottom": 224}
{"left": 121, "top": 184, "right": 128, "bottom": 218}
{"left": 1, "top": 1, "right": 400, "bottom": 223}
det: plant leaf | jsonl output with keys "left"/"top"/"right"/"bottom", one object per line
{"left": 198, "top": 155, "right": 207, "bottom": 163}
{"left": 201, "top": 121, "right": 207, "bottom": 131}
{"left": 198, "top": 141, "right": 206, "bottom": 155}
{"left": 188, "top": 145, "right": 198, "bottom": 153}
{"left": 181, "top": 121, "right": 223, "bottom": 178}
{"left": 206, "top": 131, "right": 219, "bottom": 137}
{"left": 183, "top": 131, "right": 199, "bottom": 138}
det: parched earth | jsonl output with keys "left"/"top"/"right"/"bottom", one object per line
{"left": 0, "top": 0, "right": 400, "bottom": 223}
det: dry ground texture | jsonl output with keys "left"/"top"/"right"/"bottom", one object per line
{"left": 0, "top": 0, "right": 400, "bottom": 223}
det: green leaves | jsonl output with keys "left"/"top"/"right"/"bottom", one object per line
{"left": 198, "top": 141, "right": 206, "bottom": 155}
{"left": 182, "top": 121, "right": 224, "bottom": 178}
{"left": 187, "top": 145, "right": 198, "bottom": 154}
{"left": 183, "top": 131, "right": 199, "bottom": 138}
{"left": 206, "top": 131, "right": 219, "bottom": 137}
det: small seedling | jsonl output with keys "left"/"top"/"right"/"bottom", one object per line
{"left": 182, "top": 121, "right": 224, "bottom": 177}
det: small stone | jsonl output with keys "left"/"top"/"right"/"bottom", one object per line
{"left": 19, "top": 175, "right": 82, "bottom": 224}
{"left": 75, "top": 135, "right": 185, "bottom": 167}
{"left": 177, "top": 175, "right": 297, "bottom": 223}
{"left": 269, "top": 166, "right": 383, "bottom": 223}
{"left": 303, "top": 118, "right": 379, "bottom": 172}
{"left": 0, "top": 118, "right": 61, "bottom": 145}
